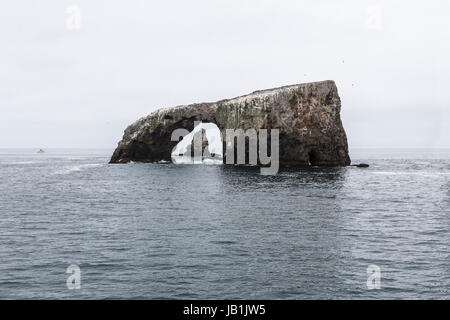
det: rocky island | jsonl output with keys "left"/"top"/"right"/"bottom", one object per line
{"left": 110, "top": 80, "right": 351, "bottom": 166}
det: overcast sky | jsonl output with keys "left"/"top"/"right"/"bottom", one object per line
{"left": 1, "top": 0, "right": 449, "bottom": 149}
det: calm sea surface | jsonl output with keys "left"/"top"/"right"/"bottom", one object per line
{"left": 0, "top": 148, "right": 449, "bottom": 299}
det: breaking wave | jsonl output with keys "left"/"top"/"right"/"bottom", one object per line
{"left": 55, "top": 163, "right": 103, "bottom": 175}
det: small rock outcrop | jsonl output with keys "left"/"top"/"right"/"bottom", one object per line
{"left": 110, "top": 80, "right": 351, "bottom": 166}
{"left": 352, "top": 163, "right": 370, "bottom": 168}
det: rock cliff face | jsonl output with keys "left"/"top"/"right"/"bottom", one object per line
{"left": 110, "top": 80, "right": 351, "bottom": 166}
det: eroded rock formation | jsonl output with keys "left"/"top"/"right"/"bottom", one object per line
{"left": 110, "top": 80, "right": 351, "bottom": 166}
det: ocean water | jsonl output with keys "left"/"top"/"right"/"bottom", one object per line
{"left": 0, "top": 148, "right": 449, "bottom": 299}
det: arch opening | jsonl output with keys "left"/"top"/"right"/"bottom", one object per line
{"left": 308, "top": 150, "right": 318, "bottom": 166}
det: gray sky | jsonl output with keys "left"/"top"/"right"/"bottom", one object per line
{"left": 1, "top": 0, "right": 449, "bottom": 148}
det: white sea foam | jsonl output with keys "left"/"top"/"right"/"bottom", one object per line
{"left": 56, "top": 163, "right": 103, "bottom": 175}
{"left": 171, "top": 156, "right": 194, "bottom": 164}
{"left": 3, "top": 161, "right": 41, "bottom": 165}
{"left": 373, "top": 171, "right": 450, "bottom": 177}
{"left": 202, "top": 158, "right": 223, "bottom": 165}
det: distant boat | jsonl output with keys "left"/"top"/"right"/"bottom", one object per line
{"left": 37, "top": 149, "right": 45, "bottom": 154}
